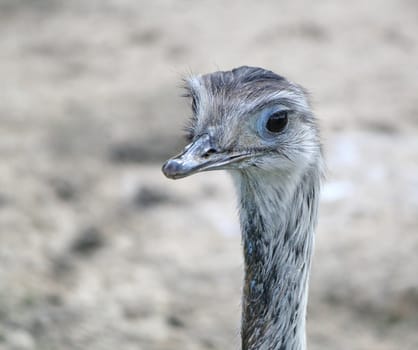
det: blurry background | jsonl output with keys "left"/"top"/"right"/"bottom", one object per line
{"left": 0, "top": 0, "right": 417, "bottom": 349}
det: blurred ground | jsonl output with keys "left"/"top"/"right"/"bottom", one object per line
{"left": 0, "top": 1, "right": 417, "bottom": 349}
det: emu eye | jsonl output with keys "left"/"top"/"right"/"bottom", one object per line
{"left": 266, "top": 111, "right": 288, "bottom": 133}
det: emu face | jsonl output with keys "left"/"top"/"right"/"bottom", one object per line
{"left": 162, "top": 66, "right": 321, "bottom": 179}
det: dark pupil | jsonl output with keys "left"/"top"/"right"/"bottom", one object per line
{"left": 266, "top": 111, "right": 288, "bottom": 133}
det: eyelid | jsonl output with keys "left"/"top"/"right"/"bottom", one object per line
{"left": 270, "top": 109, "right": 290, "bottom": 116}
{"left": 251, "top": 102, "right": 291, "bottom": 114}
{"left": 260, "top": 106, "right": 290, "bottom": 121}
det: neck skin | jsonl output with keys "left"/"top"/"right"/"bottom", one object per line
{"left": 231, "top": 166, "right": 320, "bottom": 350}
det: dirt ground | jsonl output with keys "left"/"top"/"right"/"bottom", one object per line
{"left": 0, "top": 1, "right": 417, "bottom": 349}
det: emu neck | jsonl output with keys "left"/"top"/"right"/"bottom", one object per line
{"left": 232, "top": 168, "right": 320, "bottom": 350}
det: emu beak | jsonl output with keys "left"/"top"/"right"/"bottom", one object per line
{"left": 162, "top": 134, "right": 249, "bottom": 179}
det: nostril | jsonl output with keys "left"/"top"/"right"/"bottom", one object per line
{"left": 202, "top": 148, "right": 217, "bottom": 158}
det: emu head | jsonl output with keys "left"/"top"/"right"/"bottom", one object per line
{"left": 162, "top": 66, "right": 321, "bottom": 180}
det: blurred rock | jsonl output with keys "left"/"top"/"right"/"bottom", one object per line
{"left": 166, "top": 314, "right": 185, "bottom": 328}
{"left": 50, "top": 178, "right": 78, "bottom": 201}
{"left": 363, "top": 121, "right": 399, "bottom": 134}
{"left": 109, "top": 139, "right": 182, "bottom": 164}
{"left": 70, "top": 226, "right": 105, "bottom": 256}
{"left": 109, "top": 142, "right": 155, "bottom": 163}
{"left": 130, "top": 28, "right": 162, "bottom": 46}
{"left": 134, "top": 186, "right": 172, "bottom": 208}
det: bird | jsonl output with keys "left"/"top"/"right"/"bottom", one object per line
{"left": 162, "top": 66, "right": 323, "bottom": 350}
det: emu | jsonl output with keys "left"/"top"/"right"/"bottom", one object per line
{"left": 162, "top": 66, "right": 323, "bottom": 350}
